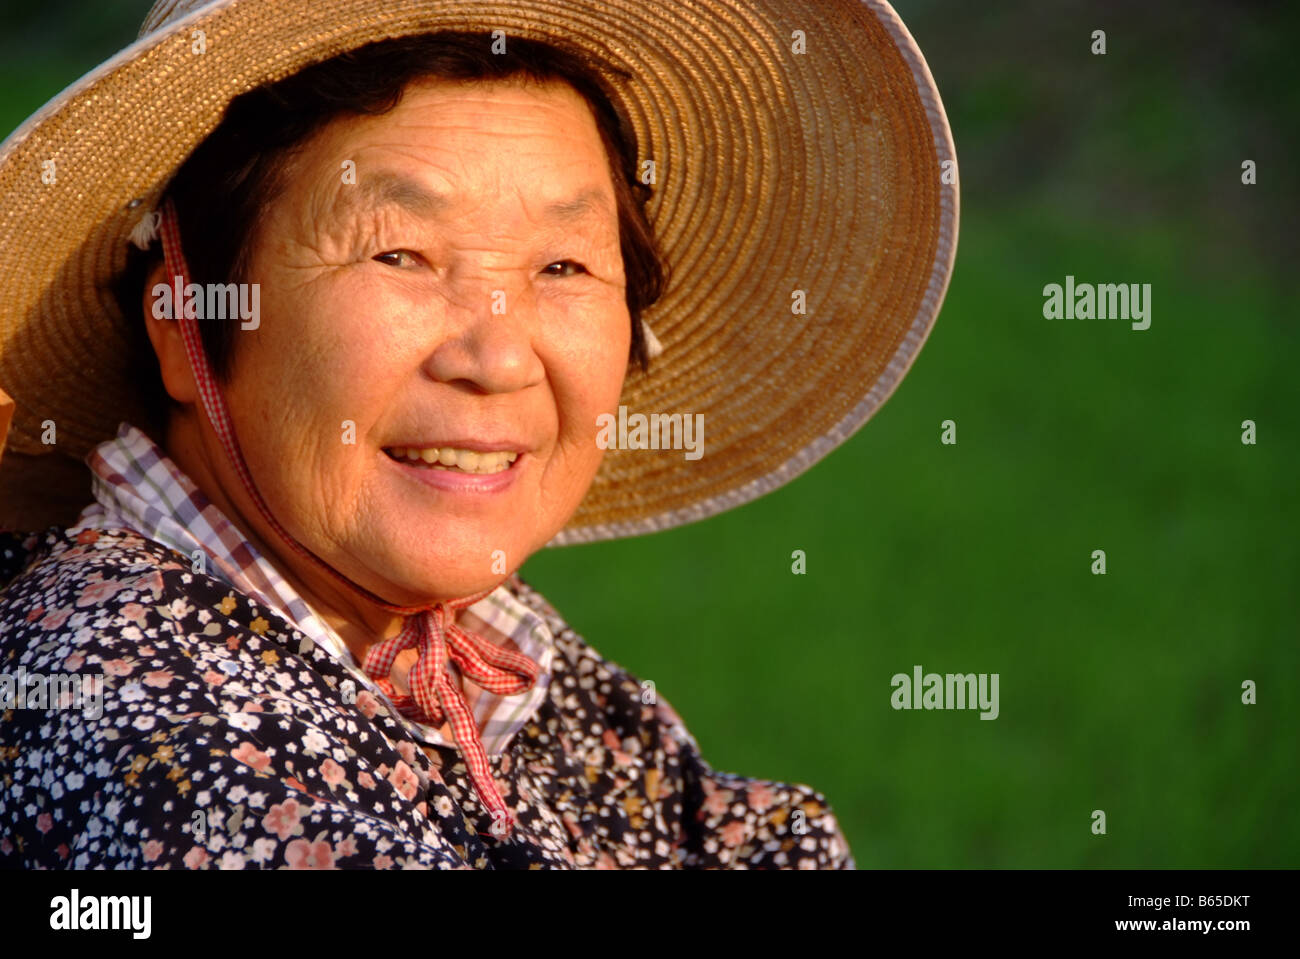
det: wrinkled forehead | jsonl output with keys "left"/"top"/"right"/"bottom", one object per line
{"left": 283, "top": 77, "right": 621, "bottom": 222}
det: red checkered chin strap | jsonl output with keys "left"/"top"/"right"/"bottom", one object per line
{"left": 157, "top": 200, "right": 536, "bottom": 838}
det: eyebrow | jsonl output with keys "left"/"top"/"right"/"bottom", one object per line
{"left": 334, "top": 171, "right": 449, "bottom": 219}
{"left": 542, "top": 186, "right": 617, "bottom": 223}
{"left": 332, "top": 171, "right": 616, "bottom": 224}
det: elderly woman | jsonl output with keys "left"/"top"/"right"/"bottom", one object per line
{"left": 0, "top": 0, "right": 955, "bottom": 868}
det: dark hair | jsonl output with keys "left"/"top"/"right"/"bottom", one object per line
{"left": 117, "top": 31, "right": 666, "bottom": 432}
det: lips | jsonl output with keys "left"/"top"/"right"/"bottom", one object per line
{"left": 382, "top": 442, "right": 522, "bottom": 494}
{"left": 383, "top": 445, "right": 520, "bottom": 475}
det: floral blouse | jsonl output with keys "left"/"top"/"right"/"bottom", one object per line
{"left": 0, "top": 525, "right": 854, "bottom": 869}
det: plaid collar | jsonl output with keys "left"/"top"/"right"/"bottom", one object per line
{"left": 70, "top": 420, "right": 555, "bottom": 760}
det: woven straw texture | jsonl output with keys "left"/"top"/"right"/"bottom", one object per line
{"left": 0, "top": 0, "right": 958, "bottom": 542}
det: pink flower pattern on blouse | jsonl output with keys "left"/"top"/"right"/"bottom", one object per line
{"left": 0, "top": 526, "right": 853, "bottom": 869}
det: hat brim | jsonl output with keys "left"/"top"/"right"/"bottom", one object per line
{"left": 0, "top": 0, "right": 958, "bottom": 542}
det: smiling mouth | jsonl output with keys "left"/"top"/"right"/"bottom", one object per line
{"left": 383, "top": 445, "right": 519, "bottom": 475}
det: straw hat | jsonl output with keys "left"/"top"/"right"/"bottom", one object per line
{"left": 0, "top": 0, "right": 957, "bottom": 544}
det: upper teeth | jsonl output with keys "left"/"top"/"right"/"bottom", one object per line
{"left": 389, "top": 446, "right": 518, "bottom": 473}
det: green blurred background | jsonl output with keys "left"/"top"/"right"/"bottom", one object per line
{"left": 3, "top": 0, "right": 1295, "bottom": 867}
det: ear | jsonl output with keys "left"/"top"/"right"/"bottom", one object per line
{"left": 141, "top": 259, "right": 200, "bottom": 405}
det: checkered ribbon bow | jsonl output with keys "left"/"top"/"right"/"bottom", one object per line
{"left": 157, "top": 199, "right": 535, "bottom": 839}
{"left": 361, "top": 592, "right": 539, "bottom": 832}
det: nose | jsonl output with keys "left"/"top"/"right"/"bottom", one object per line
{"left": 422, "top": 272, "right": 546, "bottom": 394}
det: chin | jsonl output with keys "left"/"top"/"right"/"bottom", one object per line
{"left": 390, "top": 550, "right": 518, "bottom": 602}
{"left": 362, "top": 521, "right": 553, "bottom": 601}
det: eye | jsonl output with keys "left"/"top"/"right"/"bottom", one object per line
{"left": 373, "top": 250, "right": 422, "bottom": 268}
{"left": 541, "top": 260, "right": 589, "bottom": 277}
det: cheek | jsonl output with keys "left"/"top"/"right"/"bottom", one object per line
{"left": 552, "top": 313, "right": 630, "bottom": 459}
{"left": 225, "top": 280, "right": 394, "bottom": 506}
{"left": 245, "top": 271, "right": 396, "bottom": 403}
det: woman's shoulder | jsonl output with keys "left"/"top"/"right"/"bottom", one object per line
{"left": 2, "top": 524, "right": 188, "bottom": 586}
{"left": 0, "top": 525, "right": 479, "bottom": 870}
{"left": 504, "top": 572, "right": 855, "bottom": 868}
{"left": 0, "top": 525, "right": 220, "bottom": 689}
{"left": 0, "top": 525, "right": 191, "bottom": 626}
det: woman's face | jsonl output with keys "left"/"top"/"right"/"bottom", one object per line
{"left": 183, "top": 78, "right": 630, "bottom": 606}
